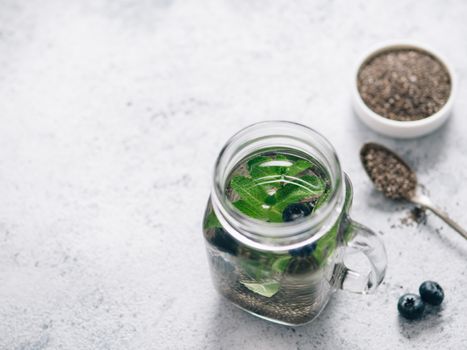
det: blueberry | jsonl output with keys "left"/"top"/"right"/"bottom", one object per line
{"left": 398, "top": 293, "right": 425, "bottom": 320}
{"left": 211, "top": 228, "right": 238, "bottom": 255}
{"left": 282, "top": 203, "right": 313, "bottom": 222}
{"left": 289, "top": 242, "right": 317, "bottom": 257}
{"left": 419, "top": 281, "right": 444, "bottom": 306}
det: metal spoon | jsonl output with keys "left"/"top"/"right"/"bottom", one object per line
{"left": 360, "top": 142, "right": 467, "bottom": 240}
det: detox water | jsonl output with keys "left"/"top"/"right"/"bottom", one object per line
{"left": 203, "top": 148, "right": 348, "bottom": 324}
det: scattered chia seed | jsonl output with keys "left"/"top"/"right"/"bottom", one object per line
{"left": 358, "top": 49, "right": 451, "bottom": 121}
{"left": 410, "top": 206, "right": 427, "bottom": 225}
{"left": 400, "top": 206, "right": 427, "bottom": 227}
{"left": 360, "top": 143, "right": 417, "bottom": 200}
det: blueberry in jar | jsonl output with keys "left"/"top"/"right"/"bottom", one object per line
{"left": 398, "top": 293, "right": 425, "bottom": 320}
{"left": 209, "top": 228, "right": 238, "bottom": 255}
{"left": 282, "top": 203, "right": 313, "bottom": 222}
{"left": 289, "top": 242, "right": 317, "bottom": 257}
{"left": 419, "top": 281, "right": 444, "bottom": 306}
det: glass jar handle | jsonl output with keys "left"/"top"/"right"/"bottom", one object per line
{"left": 339, "top": 220, "right": 387, "bottom": 294}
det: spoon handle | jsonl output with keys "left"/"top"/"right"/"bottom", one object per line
{"left": 425, "top": 205, "right": 467, "bottom": 240}
{"left": 411, "top": 194, "right": 467, "bottom": 240}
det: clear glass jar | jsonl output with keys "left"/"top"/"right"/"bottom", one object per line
{"left": 202, "top": 121, "right": 387, "bottom": 326}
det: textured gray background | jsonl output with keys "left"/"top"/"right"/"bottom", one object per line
{"left": 1, "top": 0, "right": 467, "bottom": 349}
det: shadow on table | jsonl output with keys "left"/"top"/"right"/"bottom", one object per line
{"left": 202, "top": 294, "right": 342, "bottom": 349}
{"left": 420, "top": 220, "right": 467, "bottom": 259}
{"left": 397, "top": 304, "right": 445, "bottom": 340}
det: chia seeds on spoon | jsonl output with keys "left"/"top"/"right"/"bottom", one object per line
{"left": 360, "top": 143, "right": 467, "bottom": 240}
{"left": 357, "top": 49, "right": 451, "bottom": 121}
{"left": 360, "top": 143, "right": 417, "bottom": 199}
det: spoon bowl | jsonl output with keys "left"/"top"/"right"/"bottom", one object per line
{"left": 360, "top": 142, "right": 417, "bottom": 200}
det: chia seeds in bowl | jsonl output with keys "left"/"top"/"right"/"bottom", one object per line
{"left": 358, "top": 48, "right": 451, "bottom": 121}
{"left": 352, "top": 42, "right": 456, "bottom": 138}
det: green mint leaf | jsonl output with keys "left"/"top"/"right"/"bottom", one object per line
{"left": 247, "top": 155, "right": 282, "bottom": 183}
{"left": 313, "top": 223, "right": 338, "bottom": 266}
{"left": 266, "top": 210, "right": 283, "bottom": 223}
{"left": 274, "top": 154, "right": 290, "bottom": 161}
{"left": 233, "top": 200, "right": 283, "bottom": 222}
{"left": 241, "top": 280, "right": 280, "bottom": 298}
{"left": 247, "top": 156, "right": 270, "bottom": 172}
{"left": 296, "top": 174, "right": 325, "bottom": 193}
{"left": 286, "top": 159, "right": 312, "bottom": 177}
{"left": 230, "top": 176, "right": 269, "bottom": 206}
{"left": 248, "top": 155, "right": 292, "bottom": 181}
{"left": 232, "top": 200, "right": 268, "bottom": 220}
{"left": 250, "top": 164, "right": 284, "bottom": 181}
{"left": 241, "top": 259, "right": 273, "bottom": 280}
{"left": 252, "top": 175, "right": 283, "bottom": 194}
{"left": 271, "top": 255, "right": 292, "bottom": 273}
{"left": 273, "top": 175, "right": 325, "bottom": 211}
{"left": 205, "top": 211, "right": 221, "bottom": 229}
{"left": 231, "top": 155, "right": 326, "bottom": 223}
{"left": 264, "top": 195, "right": 277, "bottom": 206}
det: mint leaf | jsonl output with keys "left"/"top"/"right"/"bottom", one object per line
{"left": 252, "top": 174, "right": 283, "bottom": 189}
{"left": 250, "top": 163, "right": 285, "bottom": 180}
{"left": 273, "top": 175, "right": 325, "bottom": 211}
{"left": 271, "top": 255, "right": 292, "bottom": 273}
{"left": 241, "top": 259, "right": 273, "bottom": 280}
{"left": 233, "top": 199, "right": 283, "bottom": 222}
{"left": 241, "top": 280, "right": 280, "bottom": 298}
{"left": 266, "top": 210, "right": 283, "bottom": 223}
{"left": 230, "top": 176, "right": 280, "bottom": 220}
{"left": 264, "top": 195, "right": 277, "bottom": 206}
{"left": 247, "top": 156, "right": 270, "bottom": 172}
{"left": 205, "top": 211, "right": 221, "bottom": 229}
{"left": 296, "top": 174, "right": 325, "bottom": 192}
{"left": 229, "top": 155, "right": 326, "bottom": 223}
{"left": 248, "top": 155, "right": 294, "bottom": 181}
{"left": 247, "top": 155, "right": 281, "bottom": 180}
{"left": 230, "top": 176, "right": 269, "bottom": 204}
{"left": 286, "top": 159, "right": 312, "bottom": 176}
{"left": 232, "top": 200, "right": 268, "bottom": 220}
{"left": 313, "top": 222, "right": 338, "bottom": 266}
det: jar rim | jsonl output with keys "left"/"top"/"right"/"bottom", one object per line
{"left": 211, "top": 121, "right": 344, "bottom": 247}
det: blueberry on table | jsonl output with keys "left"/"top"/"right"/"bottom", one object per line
{"left": 419, "top": 281, "right": 444, "bottom": 306}
{"left": 282, "top": 203, "right": 313, "bottom": 222}
{"left": 398, "top": 293, "right": 425, "bottom": 320}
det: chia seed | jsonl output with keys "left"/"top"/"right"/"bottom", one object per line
{"left": 360, "top": 143, "right": 417, "bottom": 200}
{"left": 357, "top": 48, "right": 451, "bottom": 121}
{"left": 410, "top": 206, "right": 427, "bottom": 225}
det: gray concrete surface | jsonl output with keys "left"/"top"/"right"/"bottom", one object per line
{"left": 1, "top": 0, "right": 467, "bottom": 349}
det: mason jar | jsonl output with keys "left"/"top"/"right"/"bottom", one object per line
{"left": 202, "top": 121, "right": 387, "bottom": 326}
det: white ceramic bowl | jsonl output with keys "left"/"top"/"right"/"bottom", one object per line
{"left": 352, "top": 41, "right": 456, "bottom": 138}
